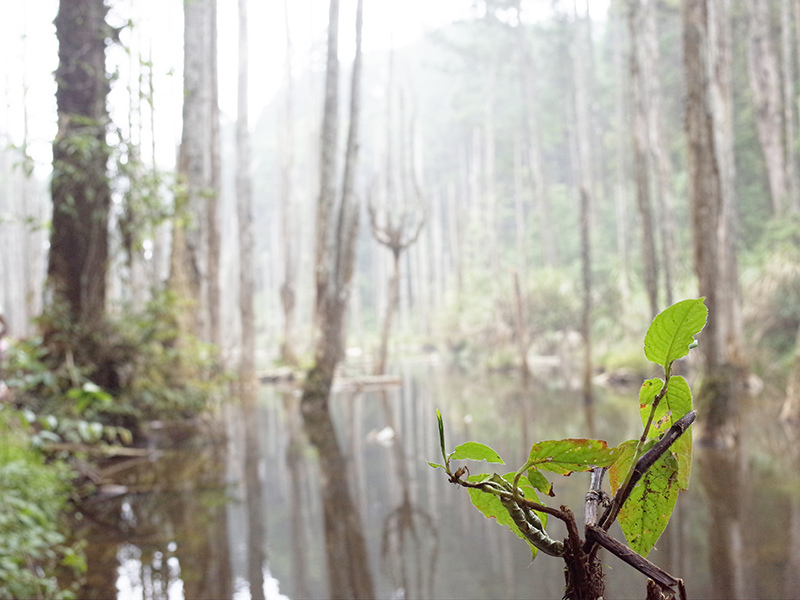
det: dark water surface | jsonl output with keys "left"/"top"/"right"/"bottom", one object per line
{"left": 75, "top": 360, "right": 800, "bottom": 599}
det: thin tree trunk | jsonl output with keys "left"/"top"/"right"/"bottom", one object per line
{"left": 279, "top": 0, "right": 298, "bottom": 366}
{"left": 611, "top": 0, "right": 631, "bottom": 303}
{"left": 747, "top": 0, "right": 788, "bottom": 216}
{"left": 515, "top": 3, "right": 558, "bottom": 268}
{"left": 629, "top": 0, "right": 660, "bottom": 317}
{"left": 375, "top": 251, "right": 400, "bottom": 376}
{"left": 207, "top": 0, "right": 221, "bottom": 347}
{"left": 237, "top": 0, "right": 255, "bottom": 385}
{"left": 572, "top": 1, "right": 594, "bottom": 405}
{"left": 783, "top": 0, "right": 799, "bottom": 213}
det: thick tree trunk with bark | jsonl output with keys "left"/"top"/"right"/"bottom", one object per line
{"left": 49, "top": 0, "right": 111, "bottom": 324}
{"left": 683, "top": 0, "right": 745, "bottom": 444}
{"left": 300, "top": 0, "right": 374, "bottom": 597}
{"left": 170, "top": 0, "right": 221, "bottom": 344}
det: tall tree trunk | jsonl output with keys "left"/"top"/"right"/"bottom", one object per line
{"left": 572, "top": 1, "right": 595, "bottom": 405}
{"left": 611, "top": 0, "right": 631, "bottom": 303}
{"left": 782, "top": 0, "right": 799, "bottom": 213}
{"left": 279, "top": 0, "right": 298, "bottom": 366}
{"left": 300, "top": 0, "right": 374, "bottom": 597}
{"left": 629, "top": 0, "right": 660, "bottom": 317}
{"left": 170, "top": 0, "right": 220, "bottom": 344}
{"left": 515, "top": 3, "right": 558, "bottom": 268}
{"left": 748, "top": 0, "right": 788, "bottom": 216}
{"left": 207, "top": 0, "right": 221, "bottom": 347}
{"left": 237, "top": 0, "right": 255, "bottom": 385}
{"left": 683, "top": 0, "right": 745, "bottom": 444}
{"left": 49, "top": 0, "right": 111, "bottom": 324}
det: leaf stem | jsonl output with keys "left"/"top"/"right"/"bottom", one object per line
{"left": 594, "top": 409, "right": 695, "bottom": 535}
{"left": 605, "top": 366, "right": 672, "bottom": 529}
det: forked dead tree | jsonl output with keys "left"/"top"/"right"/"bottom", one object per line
{"left": 369, "top": 80, "right": 426, "bottom": 376}
{"left": 369, "top": 174, "right": 425, "bottom": 376}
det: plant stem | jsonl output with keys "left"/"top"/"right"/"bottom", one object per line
{"left": 594, "top": 409, "right": 695, "bottom": 535}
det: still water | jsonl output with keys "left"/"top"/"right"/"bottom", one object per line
{"left": 75, "top": 359, "right": 800, "bottom": 599}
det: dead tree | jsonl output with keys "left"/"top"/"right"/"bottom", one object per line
{"left": 368, "top": 86, "right": 425, "bottom": 376}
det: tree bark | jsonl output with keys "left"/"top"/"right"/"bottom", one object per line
{"left": 782, "top": 0, "right": 800, "bottom": 213}
{"left": 747, "top": 0, "right": 789, "bottom": 216}
{"left": 170, "top": 0, "right": 221, "bottom": 344}
{"left": 515, "top": 2, "right": 559, "bottom": 268}
{"left": 611, "top": 0, "right": 631, "bottom": 303}
{"left": 629, "top": 0, "right": 660, "bottom": 317}
{"left": 572, "top": 2, "right": 595, "bottom": 405}
{"left": 300, "top": 0, "right": 374, "bottom": 597}
{"left": 236, "top": 0, "right": 255, "bottom": 385}
{"left": 49, "top": 0, "right": 111, "bottom": 324}
{"left": 683, "top": 0, "right": 745, "bottom": 444}
{"left": 279, "top": 0, "right": 299, "bottom": 366}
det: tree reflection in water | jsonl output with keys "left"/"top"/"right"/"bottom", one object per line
{"left": 70, "top": 363, "right": 800, "bottom": 599}
{"left": 377, "top": 389, "right": 439, "bottom": 599}
{"left": 76, "top": 420, "right": 232, "bottom": 600}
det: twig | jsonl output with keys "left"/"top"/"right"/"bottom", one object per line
{"left": 597, "top": 410, "right": 696, "bottom": 532}
{"left": 585, "top": 525, "right": 686, "bottom": 600}
{"left": 584, "top": 466, "right": 608, "bottom": 527}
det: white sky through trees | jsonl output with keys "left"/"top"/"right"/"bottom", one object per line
{"left": 0, "top": 0, "right": 472, "bottom": 177}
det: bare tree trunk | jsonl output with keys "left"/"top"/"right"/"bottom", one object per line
{"left": 783, "top": 0, "right": 799, "bottom": 213}
{"left": 748, "top": 0, "right": 788, "bottom": 216}
{"left": 207, "top": 0, "right": 221, "bottom": 347}
{"left": 279, "top": 0, "right": 298, "bottom": 366}
{"left": 611, "top": 0, "right": 631, "bottom": 303}
{"left": 49, "top": 0, "right": 111, "bottom": 325}
{"left": 300, "top": 0, "right": 374, "bottom": 597}
{"left": 236, "top": 0, "right": 255, "bottom": 385}
{"left": 375, "top": 251, "right": 400, "bottom": 376}
{"left": 515, "top": 2, "right": 558, "bottom": 268}
{"left": 369, "top": 60, "right": 425, "bottom": 375}
{"left": 683, "top": 0, "right": 745, "bottom": 444}
{"left": 629, "top": 0, "right": 660, "bottom": 317}
{"left": 572, "top": 1, "right": 595, "bottom": 405}
{"left": 170, "top": 0, "right": 220, "bottom": 344}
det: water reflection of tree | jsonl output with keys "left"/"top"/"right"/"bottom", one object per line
{"left": 697, "top": 445, "right": 745, "bottom": 599}
{"left": 76, "top": 422, "right": 232, "bottom": 599}
{"left": 242, "top": 387, "right": 267, "bottom": 597}
{"left": 377, "top": 388, "right": 439, "bottom": 599}
{"left": 282, "top": 391, "right": 312, "bottom": 599}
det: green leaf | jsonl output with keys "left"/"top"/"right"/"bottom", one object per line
{"left": 452, "top": 442, "right": 505, "bottom": 464}
{"left": 608, "top": 439, "right": 638, "bottom": 495}
{"left": 436, "top": 409, "right": 447, "bottom": 465}
{"left": 527, "top": 439, "right": 620, "bottom": 475}
{"left": 428, "top": 462, "right": 445, "bottom": 470}
{"left": 639, "top": 376, "right": 693, "bottom": 489}
{"left": 616, "top": 452, "right": 681, "bottom": 557}
{"left": 526, "top": 468, "right": 555, "bottom": 497}
{"left": 466, "top": 473, "right": 546, "bottom": 558}
{"left": 644, "top": 298, "right": 708, "bottom": 370}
